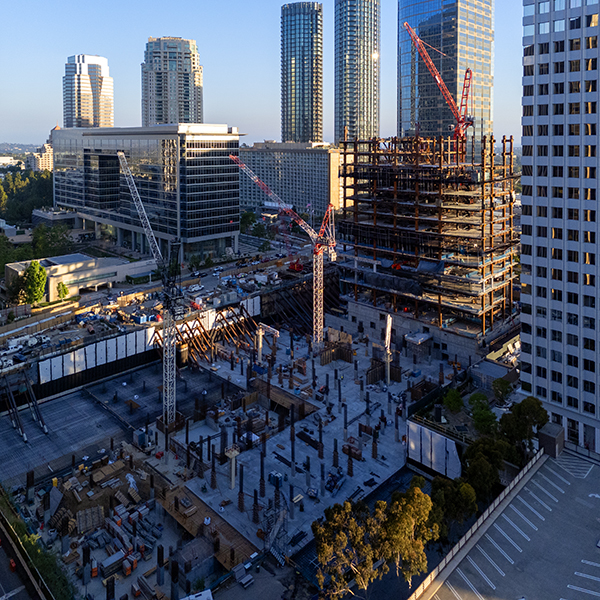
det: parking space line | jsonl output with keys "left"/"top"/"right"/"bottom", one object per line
{"left": 517, "top": 495, "right": 546, "bottom": 520}
{"left": 576, "top": 497, "right": 595, "bottom": 509}
{"left": 567, "top": 584, "right": 600, "bottom": 597}
{"left": 576, "top": 572, "right": 600, "bottom": 583}
{"left": 582, "top": 561, "right": 600, "bottom": 569}
{"left": 445, "top": 580, "right": 463, "bottom": 600}
{"left": 501, "top": 514, "right": 531, "bottom": 541}
{"left": 509, "top": 504, "right": 539, "bottom": 530}
{"left": 531, "top": 480, "right": 559, "bottom": 502}
{"left": 493, "top": 523, "right": 523, "bottom": 552}
{"left": 476, "top": 544, "right": 505, "bottom": 576}
{"left": 524, "top": 487, "right": 553, "bottom": 511}
{"left": 467, "top": 556, "right": 496, "bottom": 590}
{"left": 457, "top": 568, "right": 485, "bottom": 600}
{"left": 539, "top": 472, "right": 566, "bottom": 493}
{"left": 543, "top": 465, "right": 571, "bottom": 485}
{"left": 485, "top": 533, "right": 514, "bottom": 564}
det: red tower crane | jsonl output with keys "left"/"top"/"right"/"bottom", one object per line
{"left": 404, "top": 22, "right": 474, "bottom": 139}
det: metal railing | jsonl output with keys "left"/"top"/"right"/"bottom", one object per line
{"left": 407, "top": 448, "right": 545, "bottom": 600}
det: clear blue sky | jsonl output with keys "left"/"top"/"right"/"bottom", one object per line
{"left": 0, "top": 0, "right": 522, "bottom": 145}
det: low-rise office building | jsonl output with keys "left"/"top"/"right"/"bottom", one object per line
{"left": 239, "top": 141, "right": 342, "bottom": 216}
{"left": 5, "top": 253, "right": 156, "bottom": 302}
{"left": 52, "top": 124, "right": 240, "bottom": 261}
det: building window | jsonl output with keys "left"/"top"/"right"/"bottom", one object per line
{"left": 551, "top": 390, "right": 563, "bottom": 403}
{"left": 567, "top": 396, "right": 578, "bottom": 409}
{"left": 583, "top": 400, "right": 596, "bottom": 414}
{"left": 584, "top": 358, "right": 596, "bottom": 372}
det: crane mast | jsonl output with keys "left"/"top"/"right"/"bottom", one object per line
{"left": 230, "top": 155, "right": 336, "bottom": 352}
{"left": 117, "top": 151, "right": 179, "bottom": 426}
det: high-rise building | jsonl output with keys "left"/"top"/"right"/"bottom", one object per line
{"left": 141, "top": 37, "right": 203, "bottom": 127}
{"left": 53, "top": 124, "right": 240, "bottom": 259}
{"left": 281, "top": 2, "right": 323, "bottom": 143}
{"left": 397, "top": 0, "right": 494, "bottom": 141}
{"left": 521, "top": 0, "right": 600, "bottom": 450}
{"left": 63, "top": 55, "right": 114, "bottom": 128}
{"left": 334, "top": 0, "right": 380, "bottom": 143}
{"left": 239, "top": 141, "right": 342, "bottom": 215}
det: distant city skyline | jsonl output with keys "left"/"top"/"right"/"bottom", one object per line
{"left": 0, "top": 0, "right": 522, "bottom": 145}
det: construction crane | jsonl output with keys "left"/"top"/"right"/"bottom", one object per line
{"left": 117, "top": 151, "right": 183, "bottom": 426}
{"left": 404, "top": 22, "right": 474, "bottom": 139}
{"left": 230, "top": 155, "right": 336, "bottom": 352}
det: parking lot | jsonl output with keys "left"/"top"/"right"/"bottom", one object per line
{"left": 426, "top": 451, "right": 600, "bottom": 600}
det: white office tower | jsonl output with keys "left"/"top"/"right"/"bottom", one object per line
{"left": 521, "top": 0, "right": 600, "bottom": 449}
{"left": 63, "top": 55, "right": 114, "bottom": 128}
{"left": 141, "top": 37, "right": 204, "bottom": 126}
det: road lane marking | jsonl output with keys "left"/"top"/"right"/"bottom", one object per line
{"left": 567, "top": 584, "right": 600, "bottom": 597}
{"left": 485, "top": 533, "right": 514, "bottom": 564}
{"left": 539, "top": 472, "right": 566, "bottom": 493}
{"left": 445, "top": 581, "right": 463, "bottom": 600}
{"left": 476, "top": 544, "right": 505, "bottom": 576}
{"left": 524, "top": 487, "right": 553, "bottom": 511}
{"left": 531, "top": 480, "right": 559, "bottom": 502}
{"left": 509, "top": 504, "right": 539, "bottom": 530}
{"left": 582, "top": 561, "right": 600, "bottom": 569}
{"left": 544, "top": 465, "right": 571, "bottom": 485}
{"left": 457, "top": 568, "right": 485, "bottom": 600}
{"left": 576, "top": 572, "right": 600, "bottom": 583}
{"left": 467, "top": 556, "right": 496, "bottom": 590}
{"left": 493, "top": 523, "right": 523, "bottom": 552}
{"left": 517, "top": 495, "right": 546, "bottom": 520}
{"left": 501, "top": 514, "right": 531, "bottom": 541}
{"left": 577, "top": 497, "right": 595, "bottom": 509}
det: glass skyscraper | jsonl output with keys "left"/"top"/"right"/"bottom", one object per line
{"left": 397, "top": 0, "right": 494, "bottom": 141}
{"left": 141, "top": 37, "right": 203, "bottom": 127}
{"left": 281, "top": 2, "right": 323, "bottom": 143}
{"left": 334, "top": 0, "right": 380, "bottom": 143}
{"left": 63, "top": 55, "right": 114, "bottom": 128}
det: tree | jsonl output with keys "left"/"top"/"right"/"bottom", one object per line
{"left": 252, "top": 222, "right": 267, "bottom": 238}
{"left": 431, "top": 477, "right": 477, "bottom": 540}
{"left": 204, "top": 255, "right": 214, "bottom": 268}
{"left": 240, "top": 211, "right": 257, "bottom": 234}
{"left": 56, "top": 282, "right": 69, "bottom": 301}
{"left": 443, "top": 388, "right": 463, "bottom": 414}
{"left": 312, "top": 500, "right": 388, "bottom": 597}
{"left": 492, "top": 378, "right": 512, "bottom": 405}
{"left": 500, "top": 396, "right": 548, "bottom": 453}
{"left": 464, "top": 454, "right": 498, "bottom": 501}
{"left": 32, "top": 224, "right": 70, "bottom": 258}
{"left": 22, "top": 261, "right": 47, "bottom": 305}
{"left": 188, "top": 254, "right": 202, "bottom": 272}
{"left": 259, "top": 240, "right": 271, "bottom": 252}
{"left": 472, "top": 404, "right": 497, "bottom": 435}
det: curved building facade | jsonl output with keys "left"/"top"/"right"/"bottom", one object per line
{"left": 281, "top": 2, "right": 323, "bottom": 143}
{"left": 397, "top": 0, "right": 494, "bottom": 141}
{"left": 334, "top": 0, "right": 380, "bottom": 143}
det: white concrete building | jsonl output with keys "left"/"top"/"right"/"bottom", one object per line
{"left": 63, "top": 55, "right": 114, "bottom": 128}
{"left": 239, "top": 141, "right": 342, "bottom": 216}
{"left": 521, "top": 0, "right": 600, "bottom": 449}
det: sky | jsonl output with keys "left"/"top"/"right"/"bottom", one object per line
{"left": 0, "top": 0, "right": 523, "bottom": 146}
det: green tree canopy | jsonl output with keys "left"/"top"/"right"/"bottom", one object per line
{"left": 22, "top": 261, "right": 47, "bottom": 305}
{"left": 204, "top": 255, "right": 214, "bottom": 268}
{"left": 500, "top": 395, "right": 548, "bottom": 452}
{"left": 31, "top": 224, "right": 70, "bottom": 258}
{"left": 252, "top": 222, "right": 267, "bottom": 238}
{"left": 492, "top": 378, "right": 512, "bottom": 404}
{"left": 443, "top": 388, "right": 463, "bottom": 414}
{"left": 240, "top": 211, "right": 257, "bottom": 234}
{"left": 431, "top": 477, "right": 477, "bottom": 539}
{"left": 57, "top": 282, "right": 69, "bottom": 301}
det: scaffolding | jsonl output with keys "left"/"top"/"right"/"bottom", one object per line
{"left": 338, "top": 135, "right": 518, "bottom": 337}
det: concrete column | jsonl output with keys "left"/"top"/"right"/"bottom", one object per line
{"left": 289, "top": 484, "right": 295, "bottom": 520}
{"left": 343, "top": 404, "right": 348, "bottom": 441}
{"left": 117, "top": 227, "right": 124, "bottom": 247}
{"left": 320, "top": 463, "right": 325, "bottom": 497}
{"left": 157, "top": 545, "right": 165, "bottom": 585}
{"left": 305, "top": 456, "right": 311, "bottom": 487}
{"left": 333, "top": 439, "right": 339, "bottom": 468}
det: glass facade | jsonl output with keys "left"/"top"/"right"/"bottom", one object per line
{"left": 63, "top": 55, "right": 114, "bottom": 128}
{"left": 335, "top": 0, "right": 380, "bottom": 143}
{"left": 281, "top": 2, "right": 323, "bottom": 143}
{"left": 53, "top": 125, "right": 240, "bottom": 259}
{"left": 398, "top": 0, "right": 494, "bottom": 141}
{"left": 141, "top": 37, "right": 203, "bottom": 127}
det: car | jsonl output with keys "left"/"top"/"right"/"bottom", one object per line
{"left": 192, "top": 271, "right": 201, "bottom": 277}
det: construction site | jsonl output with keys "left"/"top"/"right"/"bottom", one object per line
{"left": 0, "top": 133, "right": 522, "bottom": 600}
{"left": 336, "top": 134, "right": 520, "bottom": 367}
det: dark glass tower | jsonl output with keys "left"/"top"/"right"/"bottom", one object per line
{"left": 334, "top": 0, "right": 380, "bottom": 143}
{"left": 281, "top": 2, "right": 323, "bottom": 143}
{"left": 397, "top": 0, "right": 494, "bottom": 141}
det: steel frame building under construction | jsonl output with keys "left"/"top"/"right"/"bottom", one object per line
{"left": 336, "top": 135, "right": 519, "bottom": 365}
